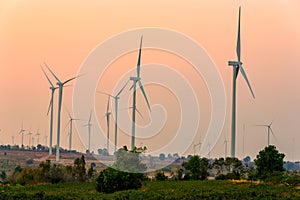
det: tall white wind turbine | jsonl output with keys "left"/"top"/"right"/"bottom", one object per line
{"left": 100, "top": 81, "right": 129, "bottom": 154}
{"left": 36, "top": 129, "right": 41, "bottom": 145}
{"left": 28, "top": 129, "right": 32, "bottom": 147}
{"left": 129, "top": 36, "right": 151, "bottom": 150}
{"left": 44, "top": 63, "right": 77, "bottom": 161}
{"left": 41, "top": 66, "right": 58, "bottom": 155}
{"left": 228, "top": 7, "right": 255, "bottom": 158}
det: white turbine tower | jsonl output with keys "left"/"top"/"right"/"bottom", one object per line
{"left": 44, "top": 63, "right": 77, "bottom": 161}
{"left": 255, "top": 122, "right": 276, "bottom": 146}
{"left": 36, "top": 130, "right": 41, "bottom": 145}
{"left": 228, "top": 7, "right": 255, "bottom": 158}
{"left": 41, "top": 66, "right": 58, "bottom": 155}
{"left": 66, "top": 110, "right": 79, "bottom": 151}
{"left": 104, "top": 96, "right": 111, "bottom": 154}
{"left": 18, "top": 122, "right": 25, "bottom": 148}
{"left": 129, "top": 36, "right": 151, "bottom": 150}
{"left": 100, "top": 81, "right": 129, "bottom": 154}
{"left": 28, "top": 129, "right": 32, "bottom": 147}
{"left": 85, "top": 111, "right": 92, "bottom": 154}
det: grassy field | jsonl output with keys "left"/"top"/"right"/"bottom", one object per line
{"left": 1, "top": 180, "right": 300, "bottom": 199}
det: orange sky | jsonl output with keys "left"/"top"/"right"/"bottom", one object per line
{"left": 0, "top": 1, "right": 300, "bottom": 161}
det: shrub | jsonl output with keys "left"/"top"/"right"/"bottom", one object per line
{"left": 155, "top": 170, "right": 168, "bottom": 181}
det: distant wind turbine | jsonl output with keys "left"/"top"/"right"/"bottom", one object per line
{"left": 193, "top": 141, "right": 202, "bottom": 156}
{"left": 224, "top": 138, "right": 229, "bottom": 159}
{"left": 28, "top": 129, "right": 33, "bottom": 147}
{"left": 36, "top": 129, "right": 41, "bottom": 145}
{"left": 66, "top": 109, "right": 79, "bottom": 151}
{"left": 85, "top": 110, "right": 92, "bottom": 154}
{"left": 44, "top": 63, "right": 77, "bottom": 161}
{"left": 129, "top": 36, "right": 151, "bottom": 150}
{"left": 18, "top": 122, "right": 25, "bottom": 148}
{"left": 100, "top": 80, "right": 129, "bottom": 154}
{"left": 41, "top": 66, "right": 58, "bottom": 155}
{"left": 104, "top": 96, "right": 111, "bottom": 154}
{"left": 228, "top": 7, "right": 255, "bottom": 158}
{"left": 255, "top": 122, "right": 276, "bottom": 146}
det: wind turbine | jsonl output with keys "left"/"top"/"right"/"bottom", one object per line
{"left": 18, "top": 122, "right": 25, "bottom": 148}
{"left": 255, "top": 122, "right": 276, "bottom": 146}
{"left": 36, "top": 129, "right": 41, "bottom": 145}
{"left": 28, "top": 129, "right": 33, "bottom": 147}
{"left": 44, "top": 63, "right": 77, "bottom": 161}
{"left": 193, "top": 141, "right": 202, "bottom": 156}
{"left": 104, "top": 96, "right": 111, "bottom": 154}
{"left": 41, "top": 66, "right": 58, "bottom": 155}
{"left": 66, "top": 110, "right": 79, "bottom": 151}
{"left": 85, "top": 110, "right": 92, "bottom": 154}
{"left": 129, "top": 36, "right": 151, "bottom": 150}
{"left": 44, "top": 135, "right": 48, "bottom": 146}
{"left": 224, "top": 138, "right": 228, "bottom": 158}
{"left": 228, "top": 7, "right": 255, "bottom": 158}
{"left": 100, "top": 81, "right": 129, "bottom": 154}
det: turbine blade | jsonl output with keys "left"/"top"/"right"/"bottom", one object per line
{"left": 41, "top": 66, "right": 54, "bottom": 87}
{"left": 239, "top": 65, "right": 255, "bottom": 98}
{"left": 116, "top": 80, "right": 129, "bottom": 97}
{"left": 106, "top": 96, "right": 110, "bottom": 113}
{"left": 98, "top": 91, "right": 113, "bottom": 97}
{"left": 44, "top": 62, "right": 61, "bottom": 83}
{"left": 47, "top": 97, "right": 53, "bottom": 116}
{"left": 136, "top": 36, "right": 143, "bottom": 78}
{"left": 138, "top": 81, "right": 151, "bottom": 111}
{"left": 135, "top": 107, "right": 145, "bottom": 121}
{"left": 236, "top": 7, "right": 241, "bottom": 62}
{"left": 269, "top": 128, "right": 279, "bottom": 144}
{"left": 88, "top": 110, "right": 92, "bottom": 123}
{"left": 129, "top": 84, "right": 134, "bottom": 91}
{"left": 63, "top": 76, "right": 77, "bottom": 85}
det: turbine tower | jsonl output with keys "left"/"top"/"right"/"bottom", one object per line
{"left": 44, "top": 63, "right": 77, "bottom": 161}
{"left": 36, "top": 129, "right": 41, "bottom": 145}
{"left": 100, "top": 80, "right": 129, "bottom": 154}
{"left": 104, "top": 96, "right": 111, "bottom": 154}
{"left": 28, "top": 129, "right": 32, "bottom": 147}
{"left": 255, "top": 122, "right": 275, "bottom": 146}
{"left": 85, "top": 111, "right": 92, "bottom": 154}
{"left": 228, "top": 7, "right": 255, "bottom": 158}
{"left": 41, "top": 66, "right": 58, "bottom": 155}
{"left": 18, "top": 122, "right": 25, "bottom": 148}
{"left": 66, "top": 110, "right": 79, "bottom": 151}
{"left": 129, "top": 36, "right": 151, "bottom": 150}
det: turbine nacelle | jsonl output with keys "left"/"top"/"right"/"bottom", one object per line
{"left": 130, "top": 77, "right": 141, "bottom": 81}
{"left": 228, "top": 61, "right": 242, "bottom": 66}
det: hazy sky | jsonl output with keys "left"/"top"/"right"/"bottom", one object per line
{"left": 0, "top": 1, "right": 300, "bottom": 161}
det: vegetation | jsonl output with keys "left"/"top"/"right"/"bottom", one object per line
{"left": 1, "top": 180, "right": 300, "bottom": 199}
{"left": 254, "top": 145, "right": 285, "bottom": 179}
{"left": 96, "top": 146, "right": 147, "bottom": 193}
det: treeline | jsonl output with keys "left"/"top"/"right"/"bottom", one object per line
{"left": 5, "top": 155, "right": 96, "bottom": 185}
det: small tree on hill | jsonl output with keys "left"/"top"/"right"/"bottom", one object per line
{"left": 254, "top": 145, "right": 285, "bottom": 179}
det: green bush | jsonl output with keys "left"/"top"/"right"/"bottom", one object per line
{"left": 155, "top": 170, "right": 168, "bottom": 181}
{"left": 96, "top": 167, "right": 143, "bottom": 193}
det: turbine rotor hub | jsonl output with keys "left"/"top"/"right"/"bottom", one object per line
{"left": 130, "top": 77, "right": 140, "bottom": 81}
{"left": 228, "top": 61, "right": 242, "bottom": 66}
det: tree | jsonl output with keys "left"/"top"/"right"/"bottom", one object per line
{"left": 254, "top": 145, "right": 285, "bottom": 179}
{"left": 159, "top": 153, "right": 165, "bottom": 161}
{"left": 96, "top": 146, "right": 146, "bottom": 193}
{"left": 183, "top": 155, "right": 201, "bottom": 180}
{"left": 73, "top": 155, "right": 86, "bottom": 181}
